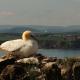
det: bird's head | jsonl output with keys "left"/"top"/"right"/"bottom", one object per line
{"left": 22, "top": 30, "right": 31, "bottom": 41}
{"left": 22, "top": 30, "right": 38, "bottom": 41}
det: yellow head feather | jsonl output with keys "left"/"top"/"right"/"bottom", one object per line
{"left": 22, "top": 31, "right": 31, "bottom": 41}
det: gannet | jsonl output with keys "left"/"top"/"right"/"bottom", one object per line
{"left": 0, "top": 31, "right": 38, "bottom": 58}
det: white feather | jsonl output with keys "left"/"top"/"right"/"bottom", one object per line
{"left": 0, "top": 39, "right": 25, "bottom": 51}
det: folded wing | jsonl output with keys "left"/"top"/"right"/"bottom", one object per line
{"left": 0, "top": 39, "right": 25, "bottom": 52}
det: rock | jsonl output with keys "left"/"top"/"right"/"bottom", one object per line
{"left": 42, "top": 62, "right": 57, "bottom": 71}
{"left": 0, "top": 53, "right": 80, "bottom": 80}
{"left": 0, "top": 64, "right": 26, "bottom": 80}
{"left": 0, "top": 54, "right": 45, "bottom": 80}
{"left": 59, "top": 58, "right": 73, "bottom": 80}
{"left": 42, "top": 57, "right": 57, "bottom": 64}
{"left": 73, "top": 62, "right": 80, "bottom": 80}
{"left": 16, "top": 57, "right": 39, "bottom": 65}
{"left": 0, "top": 56, "right": 15, "bottom": 73}
{"left": 42, "top": 62, "right": 62, "bottom": 80}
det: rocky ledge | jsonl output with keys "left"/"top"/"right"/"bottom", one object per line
{"left": 0, "top": 53, "right": 80, "bottom": 80}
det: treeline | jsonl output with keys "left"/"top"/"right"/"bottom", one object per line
{"left": 37, "top": 33, "right": 80, "bottom": 49}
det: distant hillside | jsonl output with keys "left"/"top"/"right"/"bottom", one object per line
{"left": 0, "top": 25, "right": 80, "bottom": 33}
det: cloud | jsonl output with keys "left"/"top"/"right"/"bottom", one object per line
{"left": 0, "top": 11, "right": 15, "bottom": 16}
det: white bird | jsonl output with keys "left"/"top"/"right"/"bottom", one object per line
{"left": 0, "top": 31, "right": 38, "bottom": 58}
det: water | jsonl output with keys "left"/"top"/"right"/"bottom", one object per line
{"left": 0, "top": 49, "right": 80, "bottom": 58}
{"left": 38, "top": 49, "right": 80, "bottom": 58}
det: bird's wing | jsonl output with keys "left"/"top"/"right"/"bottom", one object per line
{"left": 0, "top": 39, "right": 25, "bottom": 52}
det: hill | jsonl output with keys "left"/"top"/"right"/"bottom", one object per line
{"left": 0, "top": 25, "right": 80, "bottom": 33}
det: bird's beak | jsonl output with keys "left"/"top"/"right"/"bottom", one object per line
{"left": 31, "top": 34, "right": 39, "bottom": 42}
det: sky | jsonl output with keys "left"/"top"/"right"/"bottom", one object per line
{"left": 0, "top": 0, "right": 80, "bottom": 26}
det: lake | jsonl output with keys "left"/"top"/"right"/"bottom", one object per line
{"left": 38, "top": 49, "right": 80, "bottom": 58}
{"left": 0, "top": 49, "right": 80, "bottom": 58}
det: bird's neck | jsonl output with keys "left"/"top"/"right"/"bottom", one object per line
{"left": 23, "top": 37, "right": 29, "bottom": 41}
{"left": 22, "top": 34, "right": 30, "bottom": 41}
